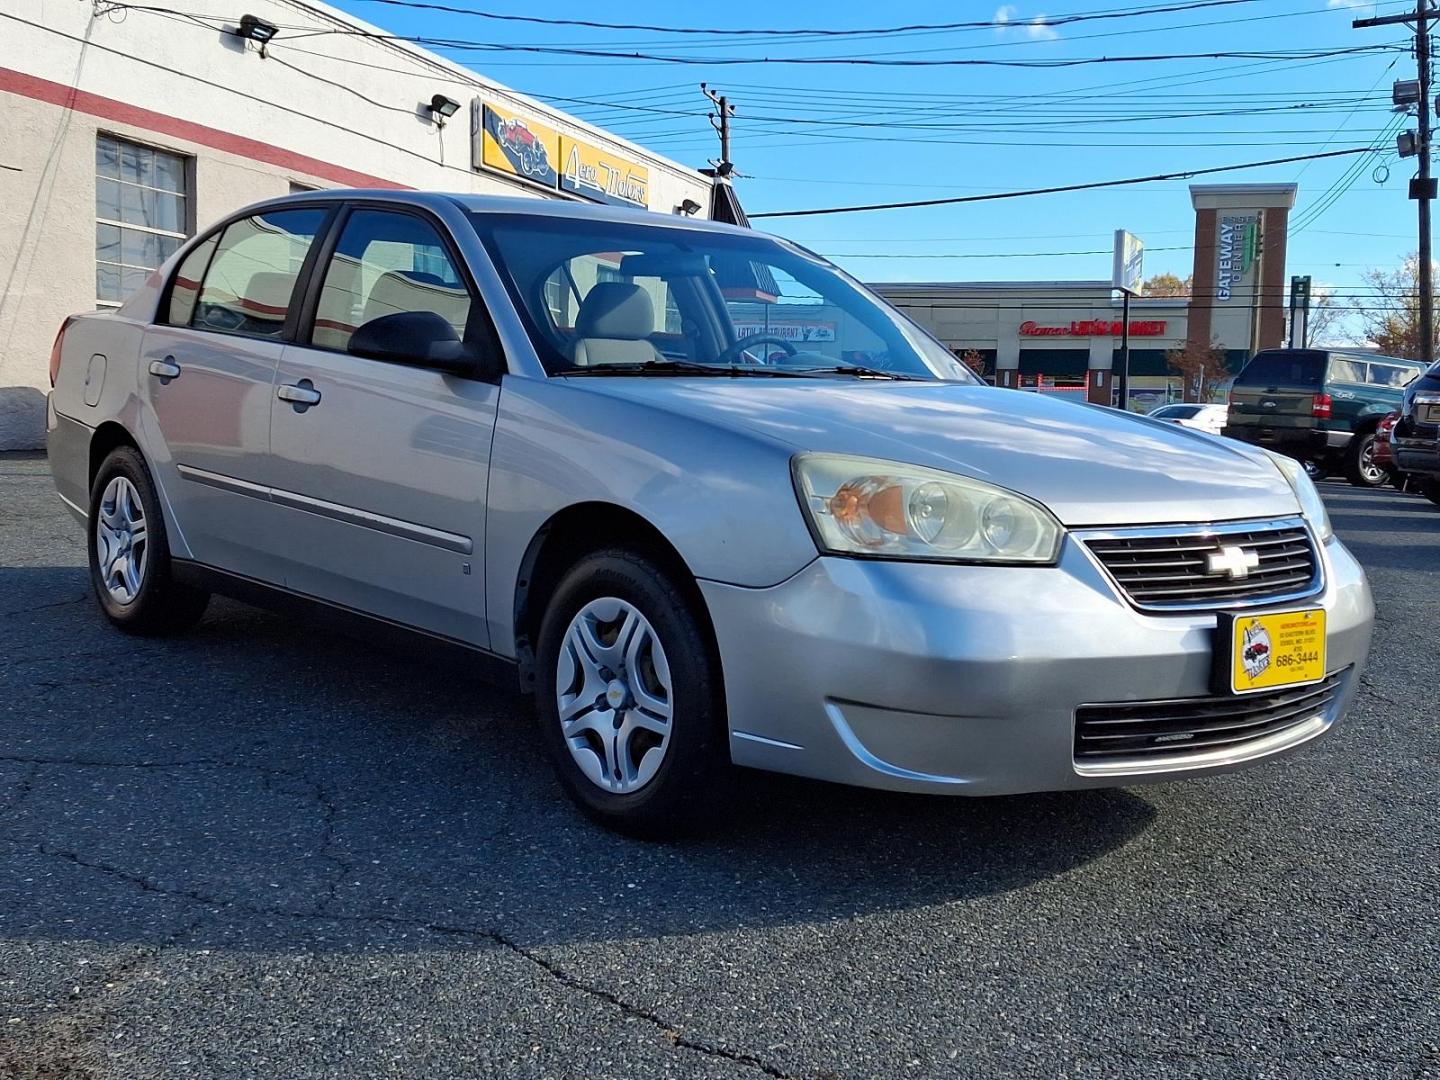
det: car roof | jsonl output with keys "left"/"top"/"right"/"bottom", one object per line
{"left": 238, "top": 189, "right": 766, "bottom": 241}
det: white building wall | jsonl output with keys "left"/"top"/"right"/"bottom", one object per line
{"left": 0, "top": 0, "right": 713, "bottom": 447}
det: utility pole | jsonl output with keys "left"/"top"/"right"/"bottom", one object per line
{"left": 1356, "top": 2, "right": 1436, "bottom": 365}
{"left": 701, "top": 83, "right": 737, "bottom": 172}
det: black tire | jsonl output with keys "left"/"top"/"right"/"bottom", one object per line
{"left": 88, "top": 445, "right": 210, "bottom": 635}
{"left": 534, "top": 548, "right": 731, "bottom": 836}
{"left": 1422, "top": 479, "right": 1440, "bottom": 508}
{"left": 1302, "top": 459, "right": 1328, "bottom": 483}
{"left": 1343, "top": 431, "right": 1386, "bottom": 487}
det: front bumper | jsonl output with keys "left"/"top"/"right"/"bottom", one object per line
{"left": 699, "top": 532, "right": 1374, "bottom": 796}
{"left": 1392, "top": 434, "right": 1440, "bottom": 479}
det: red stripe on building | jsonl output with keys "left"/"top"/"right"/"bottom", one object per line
{"left": 0, "top": 67, "right": 411, "bottom": 191}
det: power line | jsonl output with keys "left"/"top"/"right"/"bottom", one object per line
{"left": 751, "top": 148, "right": 1381, "bottom": 218}
{"left": 335, "top": 0, "right": 1276, "bottom": 39}
{"left": 419, "top": 40, "right": 1401, "bottom": 69}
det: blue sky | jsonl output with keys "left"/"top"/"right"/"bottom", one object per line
{"left": 329, "top": 0, "right": 1416, "bottom": 319}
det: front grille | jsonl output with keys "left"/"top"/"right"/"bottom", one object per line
{"left": 1081, "top": 519, "right": 1321, "bottom": 611}
{"left": 1074, "top": 671, "right": 1344, "bottom": 764}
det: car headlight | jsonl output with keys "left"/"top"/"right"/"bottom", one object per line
{"left": 792, "top": 453, "right": 1063, "bottom": 563}
{"left": 1263, "top": 449, "right": 1333, "bottom": 541}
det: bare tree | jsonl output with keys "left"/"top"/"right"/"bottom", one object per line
{"left": 1354, "top": 255, "right": 1439, "bottom": 359}
{"left": 1304, "top": 287, "right": 1348, "bottom": 346}
{"left": 1166, "top": 339, "right": 1229, "bottom": 402}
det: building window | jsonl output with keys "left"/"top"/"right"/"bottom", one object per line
{"left": 95, "top": 134, "right": 189, "bottom": 307}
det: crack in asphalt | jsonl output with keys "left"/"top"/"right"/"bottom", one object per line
{"left": 0, "top": 592, "right": 90, "bottom": 619}
{"left": 12, "top": 754, "right": 795, "bottom": 1079}
{"left": 0, "top": 762, "right": 39, "bottom": 817}
{"left": 43, "top": 846, "right": 796, "bottom": 1079}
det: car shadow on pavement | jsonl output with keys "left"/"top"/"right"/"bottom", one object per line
{"left": 0, "top": 564, "right": 1156, "bottom": 956}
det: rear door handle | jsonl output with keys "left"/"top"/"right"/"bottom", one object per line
{"left": 276, "top": 380, "right": 322, "bottom": 408}
{"left": 148, "top": 358, "right": 181, "bottom": 380}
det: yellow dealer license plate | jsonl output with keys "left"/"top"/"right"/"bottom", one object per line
{"left": 1217, "top": 609, "right": 1327, "bottom": 695}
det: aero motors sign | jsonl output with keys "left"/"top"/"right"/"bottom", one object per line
{"left": 1020, "top": 320, "right": 1167, "bottom": 337}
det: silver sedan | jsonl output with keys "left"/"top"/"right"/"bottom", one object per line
{"left": 47, "top": 192, "right": 1374, "bottom": 833}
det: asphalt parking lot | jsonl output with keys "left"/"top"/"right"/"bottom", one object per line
{"left": 0, "top": 451, "right": 1436, "bottom": 1080}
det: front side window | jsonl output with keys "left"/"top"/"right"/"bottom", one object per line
{"left": 312, "top": 210, "right": 472, "bottom": 353}
{"left": 476, "top": 214, "right": 971, "bottom": 381}
{"left": 95, "top": 134, "right": 189, "bottom": 307}
{"left": 189, "top": 209, "right": 327, "bottom": 338}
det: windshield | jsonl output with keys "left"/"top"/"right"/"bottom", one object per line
{"left": 473, "top": 214, "right": 973, "bottom": 382}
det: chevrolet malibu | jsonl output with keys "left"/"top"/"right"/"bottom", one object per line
{"left": 47, "top": 192, "right": 1374, "bottom": 833}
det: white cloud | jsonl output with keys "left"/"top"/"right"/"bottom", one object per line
{"left": 993, "top": 6, "right": 1061, "bottom": 40}
{"left": 1327, "top": 0, "right": 1368, "bottom": 9}
{"left": 1026, "top": 15, "right": 1060, "bottom": 40}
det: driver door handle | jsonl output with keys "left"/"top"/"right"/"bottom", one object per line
{"left": 276, "top": 381, "right": 322, "bottom": 407}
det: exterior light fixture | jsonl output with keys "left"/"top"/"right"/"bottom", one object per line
{"left": 236, "top": 14, "right": 279, "bottom": 55}
{"left": 429, "top": 94, "right": 461, "bottom": 126}
{"left": 1393, "top": 79, "right": 1421, "bottom": 108}
{"left": 1398, "top": 130, "right": 1419, "bottom": 158}
{"left": 677, "top": 199, "right": 702, "bottom": 216}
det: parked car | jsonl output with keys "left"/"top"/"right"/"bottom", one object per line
{"left": 1373, "top": 410, "right": 1401, "bottom": 484}
{"left": 1146, "top": 402, "right": 1228, "bottom": 435}
{"left": 46, "top": 192, "right": 1376, "bottom": 833}
{"left": 1223, "top": 348, "right": 1425, "bottom": 487}
{"left": 1392, "top": 361, "right": 1440, "bottom": 506}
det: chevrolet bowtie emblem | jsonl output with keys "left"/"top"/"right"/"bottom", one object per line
{"left": 1206, "top": 544, "right": 1260, "bottom": 580}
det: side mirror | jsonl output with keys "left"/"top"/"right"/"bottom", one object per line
{"left": 347, "top": 311, "right": 495, "bottom": 377}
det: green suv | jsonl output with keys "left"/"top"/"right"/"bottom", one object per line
{"left": 1223, "top": 348, "right": 1426, "bottom": 486}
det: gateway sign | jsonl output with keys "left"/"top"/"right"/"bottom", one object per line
{"left": 1216, "top": 214, "right": 1258, "bottom": 302}
{"left": 1020, "top": 320, "right": 1167, "bottom": 337}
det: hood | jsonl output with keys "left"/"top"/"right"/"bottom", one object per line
{"left": 570, "top": 379, "right": 1300, "bottom": 527}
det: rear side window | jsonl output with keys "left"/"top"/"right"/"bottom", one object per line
{"left": 1234, "top": 351, "right": 1324, "bottom": 389}
{"left": 1367, "top": 363, "right": 1417, "bottom": 387}
{"left": 166, "top": 233, "right": 218, "bottom": 326}
{"left": 189, "top": 208, "right": 328, "bottom": 338}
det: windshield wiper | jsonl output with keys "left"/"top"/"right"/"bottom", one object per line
{"left": 561, "top": 360, "right": 817, "bottom": 378}
{"left": 785, "top": 364, "right": 925, "bottom": 381}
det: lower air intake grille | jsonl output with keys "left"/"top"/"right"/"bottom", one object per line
{"left": 1074, "top": 671, "right": 1344, "bottom": 764}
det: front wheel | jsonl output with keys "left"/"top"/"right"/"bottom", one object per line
{"left": 88, "top": 446, "right": 210, "bottom": 635}
{"left": 1344, "top": 432, "right": 1387, "bottom": 487}
{"left": 535, "top": 549, "right": 731, "bottom": 835}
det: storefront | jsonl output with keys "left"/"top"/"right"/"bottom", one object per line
{"left": 872, "top": 183, "right": 1297, "bottom": 410}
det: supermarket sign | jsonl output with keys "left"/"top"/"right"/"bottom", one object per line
{"left": 735, "top": 322, "right": 836, "bottom": 342}
{"left": 1020, "top": 319, "right": 1167, "bottom": 337}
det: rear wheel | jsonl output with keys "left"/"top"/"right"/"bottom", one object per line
{"left": 1343, "top": 432, "right": 1386, "bottom": 487}
{"left": 535, "top": 549, "right": 731, "bottom": 835}
{"left": 88, "top": 446, "right": 209, "bottom": 634}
